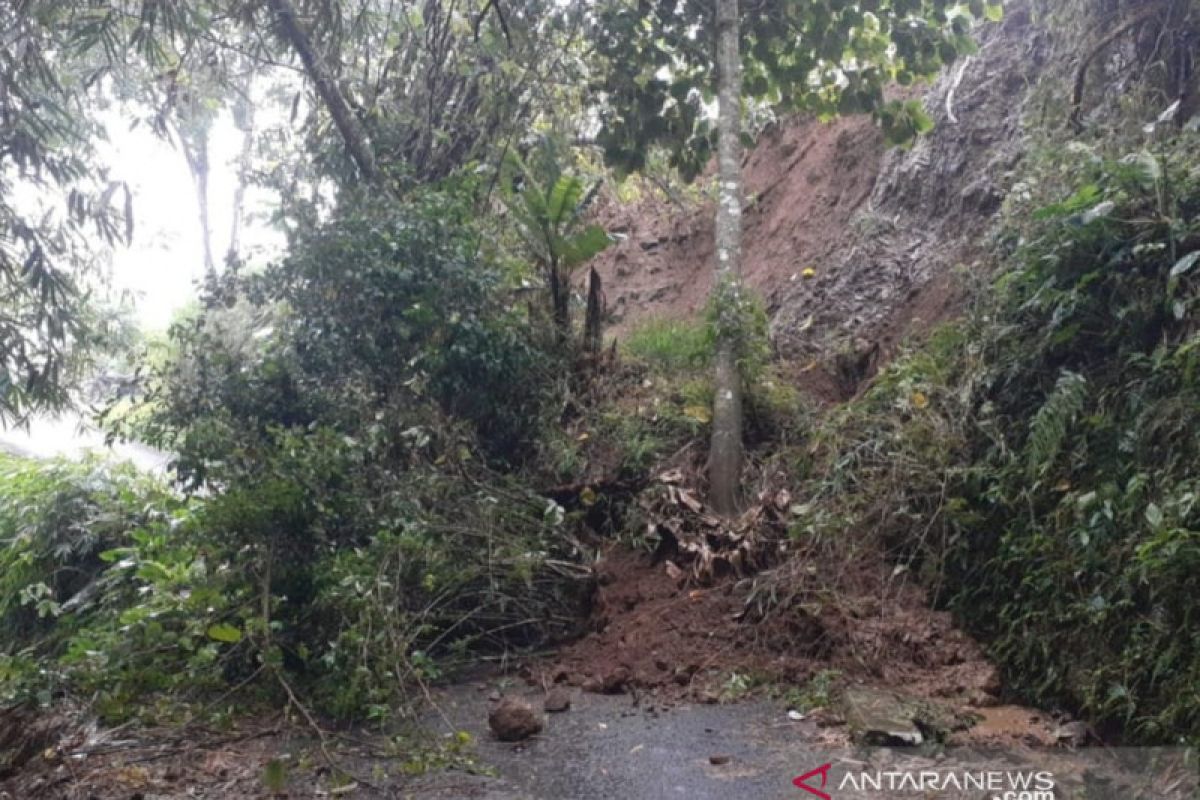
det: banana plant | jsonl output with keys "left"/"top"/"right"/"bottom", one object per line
{"left": 501, "top": 150, "right": 610, "bottom": 343}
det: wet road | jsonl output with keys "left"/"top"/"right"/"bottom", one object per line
{"left": 410, "top": 684, "right": 824, "bottom": 799}
{"left": 402, "top": 682, "right": 1197, "bottom": 800}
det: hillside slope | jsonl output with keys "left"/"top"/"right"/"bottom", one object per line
{"left": 592, "top": 3, "right": 1043, "bottom": 393}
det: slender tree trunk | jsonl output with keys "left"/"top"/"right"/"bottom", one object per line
{"left": 549, "top": 263, "right": 571, "bottom": 344}
{"left": 584, "top": 266, "right": 604, "bottom": 357}
{"left": 709, "top": 0, "right": 745, "bottom": 516}
{"left": 227, "top": 78, "right": 256, "bottom": 265}
{"left": 267, "top": 0, "right": 381, "bottom": 184}
{"left": 177, "top": 122, "right": 215, "bottom": 278}
{"left": 195, "top": 135, "right": 214, "bottom": 277}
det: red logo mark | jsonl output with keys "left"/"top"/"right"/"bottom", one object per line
{"left": 793, "top": 762, "right": 833, "bottom": 800}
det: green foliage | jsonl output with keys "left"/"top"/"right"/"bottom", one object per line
{"left": 780, "top": 669, "right": 843, "bottom": 714}
{"left": 502, "top": 150, "right": 610, "bottom": 272}
{"left": 310, "top": 472, "right": 591, "bottom": 716}
{"left": 143, "top": 187, "right": 556, "bottom": 473}
{"left": 944, "top": 140, "right": 1200, "bottom": 742}
{"left": 1025, "top": 371, "right": 1087, "bottom": 477}
{"left": 0, "top": 456, "right": 166, "bottom": 643}
{"left": 92, "top": 187, "right": 590, "bottom": 718}
{"left": 791, "top": 135, "right": 1200, "bottom": 743}
{"left": 2, "top": 177, "right": 600, "bottom": 723}
{"left": 623, "top": 316, "right": 712, "bottom": 373}
{"left": 592, "top": 0, "right": 992, "bottom": 178}
{"left": 705, "top": 278, "right": 770, "bottom": 383}
{"left": 500, "top": 141, "right": 611, "bottom": 338}
{"left": 0, "top": 455, "right": 239, "bottom": 719}
{"left": 615, "top": 310, "right": 799, "bottom": 470}
{"left": 0, "top": 2, "right": 138, "bottom": 421}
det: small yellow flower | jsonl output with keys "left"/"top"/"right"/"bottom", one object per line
{"left": 911, "top": 391, "right": 929, "bottom": 409}
{"left": 801, "top": 267, "right": 816, "bottom": 279}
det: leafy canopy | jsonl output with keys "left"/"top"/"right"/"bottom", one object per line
{"left": 592, "top": 0, "right": 1000, "bottom": 179}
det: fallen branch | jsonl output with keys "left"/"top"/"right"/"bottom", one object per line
{"left": 945, "top": 56, "right": 972, "bottom": 124}
{"left": 277, "top": 673, "right": 377, "bottom": 791}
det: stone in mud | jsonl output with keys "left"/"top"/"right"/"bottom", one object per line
{"left": 488, "top": 696, "right": 543, "bottom": 742}
{"left": 581, "top": 676, "right": 603, "bottom": 693}
{"left": 602, "top": 665, "right": 631, "bottom": 694}
{"left": 1054, "top": 720, "right": 1090, "bottom": 746}
{"left": 980, "top": 664, "right": 1002, "bottom": 696}
{"left": 841, "top": 687, "right": 965, "bottom": 746}
{"left": 544, "top": 688, "right": 572, "bottom": 713}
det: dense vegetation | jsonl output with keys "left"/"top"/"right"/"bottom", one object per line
{"left": 3, "top": 0, "right": 1200, "bottom": 756}
{"left": 782, "top": 134, "right": 1200, "bottom": 742}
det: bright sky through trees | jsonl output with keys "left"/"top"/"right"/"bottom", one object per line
{"left": 95, "top": 109, "right": 282, "bottom": 331}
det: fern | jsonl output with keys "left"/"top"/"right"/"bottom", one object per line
{"left": 1026, "top": 370, "right": 1087, "bottom": 475}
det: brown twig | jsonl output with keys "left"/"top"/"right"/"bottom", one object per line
{"left": 276, "top": 672, "right": 377, "bottom": 791}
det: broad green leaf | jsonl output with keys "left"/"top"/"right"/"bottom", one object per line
{"left": 561, "top": 225, "right": 611, "bottom": 268}
{"left": 98, "top": 547, "right": 133, "bottom": 563}
{"left": 206, "top": 623, "right": 243, "bottom": 643}
{"left": 546, "top": 175, "right": 584, "bottom": 227}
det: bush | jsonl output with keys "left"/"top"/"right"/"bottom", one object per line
{"left": 623, "top": 316, "right": 712, "bottom": 373}
{"left": 82, "top": 187, "right": 592, "bottom": 719}
{"left": 308, "top": 470, "right": 592, "bottom": 717}
{"left": 0, "top": 456, "right": 240, "bottom": 720}
{"left": 793, "top": 137, "right": 1200, "bottom": 743}
{"left": 940, "top": 141, "right": 1200, "bottom": 742}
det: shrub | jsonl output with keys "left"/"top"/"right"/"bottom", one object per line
{"left": 0, "top": 456, "right": 239, "bottom": 719}
{"left": 623, "top": 316, "right": 712, "bottom": 373}
{"left": 83, "top": 187, "right": 592, "bottom": 719}
{"left": 792, "top": 137, "right": 1200, "bottom": 743}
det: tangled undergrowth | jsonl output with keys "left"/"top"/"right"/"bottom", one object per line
{"left": 0, "top": 195, "right": 792, "bottom": 733}
{"left": 764, "top": 132, "right": 1200, "bottom": 744}
{"left": 0, "top": 185, "right": 601, "bottom": 726}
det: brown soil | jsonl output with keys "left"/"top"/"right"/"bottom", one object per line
{"left": 590, "top": 2, "right": 1042, "bottom": 391}
{"left": 591, "top": 112, "right": 887, "bottom": 343}
{"left": 544, "top": 545, "right": 1009, "bottom": 714}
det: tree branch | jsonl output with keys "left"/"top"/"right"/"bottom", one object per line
{"left": 266, "top": 0, "right": 381, "bottom": 184}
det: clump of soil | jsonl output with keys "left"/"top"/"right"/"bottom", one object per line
{"left": 543, "top": 543, "right": 1007, "bottom": 711}
{"left": 488, "top": 696, "right": 544, "bottom": 742}
{"left": 545, "top": 547, "right": 808, "bottom": 700}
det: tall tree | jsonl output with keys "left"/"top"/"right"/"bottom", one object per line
{"left": 592, "top": 0, "right": 997, "bottom": 512}
{"left": 172, "top": 110, "right": 217, "bottom": 277}
{"left": 227, "top": 74, "right": 256, "bottom": 265}
{"left": 709, "top": 0, "right": 744, "bottom": 515}
{"left": 265, "top": 0, "right": 381, "bottom": 185}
